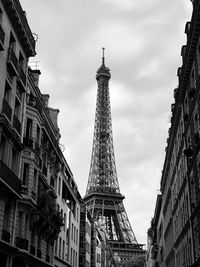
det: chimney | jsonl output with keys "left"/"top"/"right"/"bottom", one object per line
{"left": 31, "top": 69, "right": 41, "bottom": 87}
{"left": 48, "top": 107, "right": 60, "bottom": 133}
{"left": 42, "top": 94, "right": 50, "bottom": 107}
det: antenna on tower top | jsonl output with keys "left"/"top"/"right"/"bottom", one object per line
{"left": 102, "top": 47, "right": 105, "bottom": 65}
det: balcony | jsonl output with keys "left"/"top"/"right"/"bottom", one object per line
{"left": 7, "top": 47, "right": 19, "bottom": 76}
{"left": 2, "top": 99, "right": 12, "bottom": 122}
{"left": 0, "top": 24, "right": 5, "bottom": 51}
{"left": 21, "top": 185, "right": 28, "bottom": 195}
{"left": 17, "top": 68, "right": 26, "bottom": 91}
{"left": 0, "top": 160, "right": 21, "bottom": 195}
{"left": 13, "top": 114, "right": 21, "bottom": 135}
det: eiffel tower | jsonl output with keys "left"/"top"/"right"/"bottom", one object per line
{"left": 84, "top": 49, "right": 145, "bottom": 265}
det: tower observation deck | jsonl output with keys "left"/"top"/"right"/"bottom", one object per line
{"left": 84, "top": 49, "right": 146, "bottom": 266}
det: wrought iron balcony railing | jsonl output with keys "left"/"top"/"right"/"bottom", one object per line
{"left": 0, "top": 24, "right": 5, "bottom": 51}
{"left": 2, "top": 98, "right": 12, "bottom": 122}
{"left": 21, "top": 185, "right": 28, "bottom": 195}
{"left": 0, "top": 160, "right": 21, "bottom": 195}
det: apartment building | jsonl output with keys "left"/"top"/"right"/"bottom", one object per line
{"left": 0, "top": 1, "right": 81, "bottom": 266}
{"left": 150, "top": 1, "right": 200, "bottom": 266}
{"left": 54, "top": 158, "right": 81, "bottom": 267}
{"left": 14, "top": 67, "right": 65, "bottom": 266}
{"left": 0, "top": 0, "right": 35, "bottom": 266}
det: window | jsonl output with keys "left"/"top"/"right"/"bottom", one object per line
{"left": 197, "top": 43, "right": 200, "bottom": 75}
{"left": 61, "top": 209, "right": 63, "bottom": 220}
{"left": 18, "top": 211, "right": 23, "bottom": 237}
{"left": 37, "top": 231, "right": 42, "bottom": 252}
{"left": 24, "top": 214, "right": 29, "bottom": 238}
{"left": 11, "top": 147, "right": 18, "bottom": 174}
{"left": 31, "top": 228, "right": 36, "bottom": 248}
{"left": 22, "top": 162, "right": 29, "bottom": 186}
{"left": 0, "top": 135, "right": 7, "bottom": 163}
{"left": 14, "top": 97, "right": 21, "bottom": 120}
{"left": 36, "top": 125, "right": 40, "bottom": 144}
{"left": 18, "top": 51, "right": 25, "bottom": 71}
{"left": 59, "top": 237, "right": 61, "bottom": 257}
{"left": 9, "top": 32, "right": 16, "bottom": 50}
{"left": 4, "top": 81, "right": 12, "bottom": 104}
{"left": 58, "top": 177, "right": 61, "bottom": 196}
{"left": 55, "top": 239, "right": 57, "bottom": 255}
{"left": 50, "top": 176, "right": 55, "bottom": 188}
{"left": 74, "top": 226, "right": 76, "bottom": 242}
{"left": 33, "top": 169, "right": 37, "bottom": 192}
{"left": 75, "top": 251, "right": 77, "bottom": 267}
{"left": 71, "top": 223, "right": 73, "bottom": 240}
{"left": 64, "top": 213, "right": 66, "bottom": 231}
{"left": 70, "top": 248, "right": 73, "bottom": 264}
{"left": 76, "top": 229, "right": 78, "bottom": 244}
{"left": 26, "top": 118, "right": 32, "bottom": 139}
{"left": 3, "top": 202, "right": 11, "bottom": 231}
{"left": 77, "top": 207, "right": 79, "bottom": 222}
{"left": 46, "top": 240, "right": 50, "bottom": 257}
{"left": 62, "top": 240, "right": 65, "bottom": 259}
{"left": 0, "top": 7, "right": 3, "bottom": 24}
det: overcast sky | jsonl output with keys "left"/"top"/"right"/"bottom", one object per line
{"left": 20, "top": 0, "right": 192, "bottom": 245}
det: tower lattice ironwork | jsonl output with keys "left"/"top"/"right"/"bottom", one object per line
{"left": 84, "top": 49, "right": 145, "bottom": 264}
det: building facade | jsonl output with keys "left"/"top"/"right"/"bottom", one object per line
{"left": 0, "top": 0, "right": 81, "bottom": 267}
{"left": 0, "top": 0, "right": 35, "bottom": 266}
{"left": 54, "top": 157, "right": 81, "bottom": 267}
{"left": 150, "top": 1, "right": 200, "bottom": 267}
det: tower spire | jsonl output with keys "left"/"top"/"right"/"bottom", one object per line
{"left": 102, "top": 47, "right": 105, "bottom": 66}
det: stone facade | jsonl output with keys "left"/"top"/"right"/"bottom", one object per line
{"left": 0, "top": 1, "right": 81, "bottom": 266}
{"left": 149, "top": 1, "right": 200, "bottom": 267}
